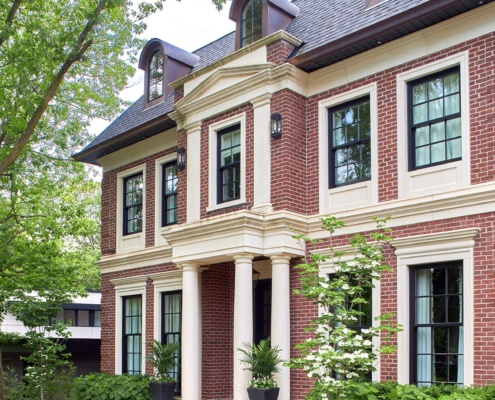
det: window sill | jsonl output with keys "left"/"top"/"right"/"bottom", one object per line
{"left": 206, "top": 198, "right": 246, "bottom": 213}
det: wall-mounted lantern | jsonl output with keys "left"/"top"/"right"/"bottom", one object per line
{"left": 177, "top": 147, "right": 186, "bottom": 170}
{"left": 271, "top": 113, "right": 282, "bottom": 139}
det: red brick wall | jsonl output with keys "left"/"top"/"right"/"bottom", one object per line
{"left": 271, "top": 90, "right": 308, "bottom": 213}
{"left": 267, "top": 39, "right": 296, "bottom": 66}
{"left": 202, "top": 263, "right": 235, "bottom": 399}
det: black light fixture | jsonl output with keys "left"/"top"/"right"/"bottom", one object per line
{"left": 271, "top": 113, "right": 282, "bottom": 139}
{"left": 252, "top": 268, "right": 261, "bottom": 289}
{"left": 177, "top": 147, "right": 186, "bottom": 170}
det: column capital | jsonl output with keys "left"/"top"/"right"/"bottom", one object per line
{"left": 232, "top": 253, "right": 255, "bottom": 263}
{"left": 177, "top": 262, "right": 204, "bottom": 273}
{"left": 270, "top": 254, "right": 292, "bottom": 263}
{"left": 250, "top": 93, "right": 272, "bottom": 109}
{"left": 183, "top": 120, "right": 202, "bottom": 133}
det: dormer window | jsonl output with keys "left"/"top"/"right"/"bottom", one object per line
{"left": 241, "top": 0, "right": 262, "bottom": 47}
{"left": 148, "top": 51, "right": 164, "bottom": 102}
{"left": 229, "top": 0, "right": 299, "bottom": 50}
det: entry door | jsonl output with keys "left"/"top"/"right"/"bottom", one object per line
{"left": 253, "top": 279, "right": 272, "bottom": 344}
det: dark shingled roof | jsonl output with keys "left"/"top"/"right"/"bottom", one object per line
{"left": 75, "top": 0, "right": 493, "bottom": 164}
{"left": 286, "top": 0, "right": 429, "bottom": 55}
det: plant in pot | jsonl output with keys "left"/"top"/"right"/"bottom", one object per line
{"left": 238, "top": 338, "right": 283, "bottom": 400}
{"left": 147, "top": 340, "right": 180, "bottom": 400}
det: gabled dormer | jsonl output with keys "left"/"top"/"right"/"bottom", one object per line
{"left": 229, "top": 0, "right": 299, "bottom": 50}
{"left": 138, "top": 39, "right": 200, "bottom": 109}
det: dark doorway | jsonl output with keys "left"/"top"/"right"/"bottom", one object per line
{"left": 253, "top": 279, "right": 272, "bottom": 344}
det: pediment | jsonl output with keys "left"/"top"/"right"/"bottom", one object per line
{"left": 176, "top": 63, "right": 274, "bottom": 108}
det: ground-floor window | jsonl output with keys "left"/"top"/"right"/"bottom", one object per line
{"left": 411, "top": 261, "right": 463, "bottom": 386}
{"left": 123, "top": 295, "right": 142, "bottom": 374}
{"left": 162, "top": 291, "right": 182, "bottom": 388}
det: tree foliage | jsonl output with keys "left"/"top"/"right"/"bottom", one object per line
{"left": 289, "top": 217, "right": 402, "bottom": 399}
{"left": 0, "top": 0, "right": 224, "bottom": 397}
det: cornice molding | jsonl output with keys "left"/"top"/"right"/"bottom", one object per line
{"left": 171, "top": 63, "right": 308, "bottom": 130}
{"left": 170, "top": 30, "right": 303, "bottom": 89}
{"left": 110, "top": 275, "right": 148, "bottom": 288}
{"left": 98, "top": 246, "right": 173, "bottom": 273}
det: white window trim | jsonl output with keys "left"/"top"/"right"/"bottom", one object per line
{"left": 207, "top": 113, "right": 247, "bottom": 212}
{"left": 111, "top": 275, "right": 148, "bottom": 375}
{"left": 318, "top": 83, "right": 378, "bottom": 215}
{"left": 117, "top": 164, "right": 146, "bottom": 254}
{"left": 317, "top": 247, "right": 381, "bottom": 382}
{"left": 396, "top": 51, "right": 471, "bottom": 199}
{"left": 149, "top": 271, "right": 183, "bottom": 342}
{"left": 393, "top": 228, "right": 479, "bottom": 386}
{"left": 155, "top": 154, "right": 177, "bottom": 247}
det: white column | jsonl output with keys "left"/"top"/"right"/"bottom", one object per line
{"left": 185, "top": 121, "right": 202, "bottom": 222}
{"left": 250, "top": 94, "right": 273, "bottom": 214}
{"left": 233, "top": 254, "right": 255, "bottom": 400}
{"left": 271, "top": 255, "right": 292, "bottom": 400}
{"left": 180, "top": 262, "right": 202, "bottom": 400}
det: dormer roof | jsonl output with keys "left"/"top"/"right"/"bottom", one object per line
{"left": 138, "top": 39, "right": 199, "bottom": 70}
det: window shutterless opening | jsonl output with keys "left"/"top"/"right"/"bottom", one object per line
{"left": 123, "top": 173, "right": 143, "bottom": 236}
{"left": 162, "top": 161, "right": 178, "bottom": 226}
{"left": 123, "top": 295, "right": 142, "bottom": 374}
{"left": 217, "top": 124, "right": 241, "bottom": 204}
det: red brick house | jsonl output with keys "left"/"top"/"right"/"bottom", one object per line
{"left": 74, "top": 0, "right": 495, "bottom": 398}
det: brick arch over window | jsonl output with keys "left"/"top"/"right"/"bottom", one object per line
{"left": 229, "top": 0, "right": 299, "bottom": 50}
{"left": 138, "top": 38, "right": 199, "bottom": 109}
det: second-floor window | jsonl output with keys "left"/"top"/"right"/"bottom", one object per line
{"left": 218, "top": 125, "right": 241, "bottom": 203}
{"left": 409, "top": 67, "right": 461, "bottom": 170}
{"left": 52, "top": 308, "right": 101, "bottom": 327}
{"left": 148, "top": 51, "right": 164, "bottom": 102}
{"left": 241, "top": 0, "right": 262, "bottom": 47}
{"left": 329, "top": 97, "right": 371, "bottom": 187}
{"left": 123, "top": 173, "right": 143, "bottom": 235}
{"left": 162, "top": 161, "right": 178, "bottom": 226}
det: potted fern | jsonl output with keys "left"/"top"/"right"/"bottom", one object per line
{"left": 238, "top": 338, "right": 283, "bottom": 400}
{"left": 147, "top": 340, "right": 180, "bottom": 400}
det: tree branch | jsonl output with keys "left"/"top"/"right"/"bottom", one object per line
{"left": 0, "top": 0, "right": 108, "bottom": 175}
{"left": 0, "top": 0, "right": 22, "bottom": 49}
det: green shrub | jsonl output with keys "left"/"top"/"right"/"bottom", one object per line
{"left": 70, "top": 373, "right": 151, "bottom": 400}
{"left": 347, "top": 382, "right": 495, "bottom": 400}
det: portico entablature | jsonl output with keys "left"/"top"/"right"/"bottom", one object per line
{"left": 161, "top": 210, "right": 307, "bottom": 264}
{"left": 170, "top": 62, "right": 308, "bottom": 131}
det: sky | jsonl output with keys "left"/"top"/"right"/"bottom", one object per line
{"left": 90, "top": 0, "right": 235, "bottom": 135}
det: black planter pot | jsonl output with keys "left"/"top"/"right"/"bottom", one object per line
{"left": 150, "top": 381, "right": 176, "bottom": 400}
{"left": 247, "top": 387, "right": 280, "bottom": 400}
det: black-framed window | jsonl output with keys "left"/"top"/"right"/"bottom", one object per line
{"left": 329, "top": 97, "right": 371, "bottom": 187}
{"left": 409, "top": 67, "right": 461, "bottom": 170}
{"left": 123, "top": 295, "right": 142, "bottom": 375}
{"left": 51, "top": 309, "right": 101, "bottom": 327}
{"left": 162, "top": 291, "right": 182, "bottom": 390}
{"left": 411, "top": 262, "right": 463, "bottom": 386}
{"left": 241, "top": 0, "right": 262, "bottom": 47}
{"left": 123, "top": 173, "right": 143, "bottom": 235}
{"left": 162, "top": 162, "right": 178, "bottom": 226}
{"left": 218, "top": 124, "right": 241, "bottom": 203}
{"left": 148, "top": 51, "right": 164, "bottom": 102}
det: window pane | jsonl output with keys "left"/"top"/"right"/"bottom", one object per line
{"left": 444, "top": 72, "right": 459, "bottom": 95}
{"left": 64, "top": 310, "right": 75, "bottom": 326}
{"left": 413, "top": 83, "right": 427, "bottom": 104}
{"left": 445, "top": 94, "right": 460, "bottom": 115}
{"left": 346, "top": 123, "right": 358, "bottom": 142}
{"left": 78, "top": 310, "right": 89, "bottom": 327}
{"left": 429, "top": 99, "right": 444, "bottom": 120}
{"left": 416, "top": 297, "right": 431, "bottom": 324}
{"left": 232, "top": 130, "right": 241, "bottom": 146}
{"left": 416, "top": 147, "right": 429, "bottom": 167}
{"left": 94, "top": 311, "right": 101, "bottom": 327}
{"left": 446, "top": 118, "right": 461, "bottom": 138}
{"left": 428, "top": 79, "right": 444, "bottom": 100}
{"left": 434, "top": 355, "right": 448, "bottom": 382}
{"left": 434, "top": 327, "right": 447, "bottom": 354}
{"left": 431, "top": 122, "right": 445, "bottom": 143}
{"left": 333, "top": 128, "right": 345, "bottom": 146}
{"left": 413, "top": 104, "right": 428, "bottom": 124}
{"left": 333, "top": 111, "right": 344, "bottom": 128}
{"left": 431, "top": 142, "right": 445, "bottom": 164}
{"left": 415, "top": 127, "right": 429, "bottom": 147}
{"left": 335, "top": 166, "right": 347, "bottom": 185}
